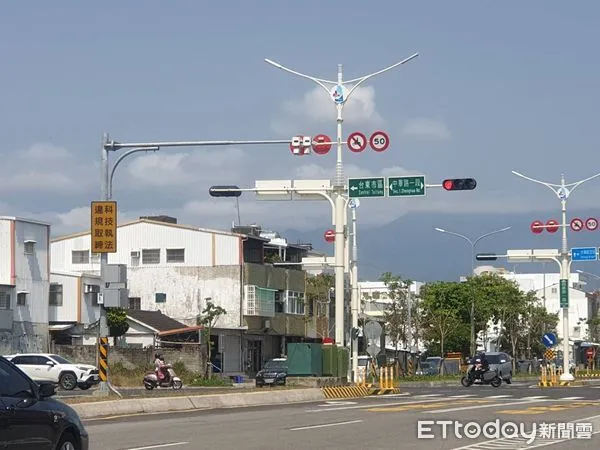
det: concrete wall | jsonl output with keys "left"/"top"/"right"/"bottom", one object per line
{"left": 0, "top": 220, "right": 12, "bottom": 286}
{"left": 126, "top": 265, "right": 242, "bottom": 328}
{"left": 245, "top": 263, "right": 305, "bottom": 292}
{"left": 53, "top": 344, "right": 207, "bottom": 373}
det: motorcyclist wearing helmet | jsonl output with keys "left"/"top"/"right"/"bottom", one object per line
{"left": 470, "top": 351, "right": 490, "bottom": 379}
{"left": 154, "top": 352, "right": 168, "bottom": 381}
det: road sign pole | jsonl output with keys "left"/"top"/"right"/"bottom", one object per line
{"left": 265, "top": 54, "right": 419, "bottom": 353}
{"left": 512, "top": 170, "right": 600, "bottom": 381}
{"left": 349, "top": 200, "right": 359, "bottom": 382}
{"left": 98, "top": 135, "right": 110, "bottom": 396}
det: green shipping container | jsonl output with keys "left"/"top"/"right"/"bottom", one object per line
{"left": 287, "top": 343, "right": 323, "bottom": 376}
{"left": 322, "top": 345, "right": 338, "bottom": 376}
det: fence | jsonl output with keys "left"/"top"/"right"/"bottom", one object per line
{"left": 0, "top": 332, "right": 49, "bottom": 355}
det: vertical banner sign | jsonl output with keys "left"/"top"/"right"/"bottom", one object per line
{"left": 559, "top": 279, "right": 569, "bottom": 308}
{"left": 91, "top": 201, "right": 118, "bottom": 253}
{"left": 98, "top": 336, "right": 109, "bottom": 382}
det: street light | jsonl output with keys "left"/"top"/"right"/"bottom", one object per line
{"left": 512, "top": 170, "right": 600, "bottom": 382}
{"left": 265, "top": 53, "right": 419, "bottom": 349}
{"left": 434, "top": 226, "right": 512, "bottom": 356}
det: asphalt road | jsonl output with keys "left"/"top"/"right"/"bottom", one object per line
{"left": 84, "top": 384, "right": 600, "bottom": 450}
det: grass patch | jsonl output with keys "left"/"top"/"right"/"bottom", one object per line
{"left": 109, "top": 361, "right": 203, "bottom": 387}
{"left": 189, "top": 375, "right": 233, "bottom": 387}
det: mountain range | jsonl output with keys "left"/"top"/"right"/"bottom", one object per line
{"left": 282, "top": 208, "right": 600, "bottom": 287}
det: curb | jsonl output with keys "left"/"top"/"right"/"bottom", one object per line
{"left": 369, "top": 388, "right": 401, "bottom": 395}
{"left": 73, "top": 388, "right": 327, "bottom": 419}
{"left": 537, "top": 380, "right": 586, "bottom": 387}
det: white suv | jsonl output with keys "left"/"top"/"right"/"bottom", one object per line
{"left": 4, "top": 353, "right": 99, "bottom": 391}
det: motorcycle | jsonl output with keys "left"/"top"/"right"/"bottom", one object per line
{"left": 143, "top": 364, "right": 183, "bottom": 390}
{"left": 461, "top": 363, "right": 502, "bottom": 388}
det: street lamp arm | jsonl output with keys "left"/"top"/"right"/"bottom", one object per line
{"left": 511, "top": 170, "right": 561, "bottom": 191}
{"left": 434, "top": 227, "right": 473, "bottom": 246}
{"left": 264, "top": 58, "right": 334, "bottom": 95}
{"left": 567, "top": 171, "right": 600, "bottom": 194}
{"left": 343, "top": 53, "right": 420, "bottom": 84}
{"left": 109, "top": 147, "right": 159, "bottom": 199}
{"left": 472, "top": 226, "right": 512, "bottom": 247}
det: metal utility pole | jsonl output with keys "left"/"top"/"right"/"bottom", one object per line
{"left": 265, "top": 53, "right": 419, "bottom": 347}
{"left": 512, "top": 170, "right": 600, "bottom": 381}
{"left": 349, "top": 198, "right": 360, "bottom": 381}
{"left": 434, "top": 226, "right": 511, "bottom": 356}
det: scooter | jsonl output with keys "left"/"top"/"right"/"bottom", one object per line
{"left": 461, "top": 363, "right": 502, "bottom": 388}
{"left": 143, "top": 364, "right": 183, "bottom": 390}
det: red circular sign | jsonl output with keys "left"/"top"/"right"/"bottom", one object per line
{"left": 347, "top": 132, "right": 367, "bottom": 153}
{"left": 324, "top": 229, "right": 335, "bottom": 243}
{"left": 312, "top": 134, "right": 332, "bottom": 155}
{"left": 546, "top": 220, "right": 559, "bottom": 233}
{"left": 530, "top": 220, "right": 544, "bottom": 234}
{"left": 570, "top": 218, "right": 584, "bottom": 232}
{"left": 585, "top": 217, "right": 598, "bottom": 231}
{"left": 586, "top": 348, "right": 594, "bottom": 358}
{"left": 369, "top": 130, "right": 390, "bottom": 152}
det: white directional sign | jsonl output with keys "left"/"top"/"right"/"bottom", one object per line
{"left": 347, "top": 132, "right": 367, "bottom": 152}
{"left": 369, "top": 131, "right": 390, "bottom": 152}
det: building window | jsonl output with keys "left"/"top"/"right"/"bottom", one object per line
{"left": 244, "top": 285, "right": 276, "bottom": 317}
{"left": 84, "top": 284, "right": 100, "bottom": 306}
{"left": 0, "top": 292, "right": 10, "bottom": 309}
{"left": 129, "top": 297, "right": 141, "bottom": 310}
{"left": 130, "top": 251, "right": 140, "bottom": 266}
{"left": 155, "top": 293, "right": 166, "bottom": 303}
{"left": 142, "top": 249, "right": 160, "bottom": 264}
{"left": 551, "top": 288, "right": 557, "bottom": 294}
{"left": 49, "top": 284, "right": 63, "bottom": 306}
{"left": 72, "top": 250, "right": 89, "bottom": 264}
{"left": 284, "top": 291, "right": 305, "bottom": 315}
{"left": 24, "top": 241, "right": 35, "bottom": 255}
{"left": 166, "top": 248, "right": 185, "bottom": 263}
{"left": 90, "top": 253, "right": 100, "bottom": 263}
{"left": 17, "top": 293, "right": 27, "bottom": 306}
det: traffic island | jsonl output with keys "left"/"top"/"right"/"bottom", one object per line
{"left": 321, "top": 386, "right": 371, "bottom": 399}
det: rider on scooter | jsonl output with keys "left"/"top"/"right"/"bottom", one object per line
{"left": 470, "top": 352, "right": 490, "bottom": 380}
{"left": 154, "top": 353, "right": 169, "bottom": 382}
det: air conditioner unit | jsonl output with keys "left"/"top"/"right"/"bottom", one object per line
{"left": 264, "top": 320, "right": 271, "bottom": 329}
{"left": 131, "top": 251, "right": 140, "bottom": 258}
{"left": 84, "top": 284, "right": 99, "bottom": 294}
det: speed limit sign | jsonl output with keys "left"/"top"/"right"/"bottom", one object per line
{"left": 369, "top": 131, "right": 390, "bottom": 152}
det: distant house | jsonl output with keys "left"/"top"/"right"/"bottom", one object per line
{"left": 122, "top": 309, "right": 202, "bottom": 348}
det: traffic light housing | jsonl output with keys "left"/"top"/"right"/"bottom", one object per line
{"left": 208, "top": 185, "right": 242, "bottom": 197}
{"left": 476, "top": 253, "right": 498, "bottom": 261}
{"left": 442, "top": 178, "right": 477, "bottom": 191}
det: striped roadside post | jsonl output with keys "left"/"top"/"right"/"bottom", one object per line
{"left": 98, "top": 337, "right": 109, "bottom": 382}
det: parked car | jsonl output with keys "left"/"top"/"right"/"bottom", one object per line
{"left": 481, "top": 352, "right": 513, "bottom": 384}
{"left": 255, "top": 358, "right": 287, "bottom": 387}
{"left": 4, "top": 353, "right": 99, "bottom": 391}
{"left": 0, "top": 355, "right": 89, "bottom": 449}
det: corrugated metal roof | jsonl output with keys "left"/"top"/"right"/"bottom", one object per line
{"left": 51, "top": 218, "right": 246, "bottom": 243}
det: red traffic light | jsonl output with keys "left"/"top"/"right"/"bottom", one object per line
{"left": 442, "top": 178, "right": 477, "bottom": 191}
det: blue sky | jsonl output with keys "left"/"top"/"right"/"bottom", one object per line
{"left": 2, "top": 1, "right": 600, "bottom": 251}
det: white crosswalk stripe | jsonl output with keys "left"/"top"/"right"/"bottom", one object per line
{"left": 559, "top": 396, "right": 584, "bottom": 400}
{"left": 484, "top": 395, "right": 513, "bottom": 399}
{"left": 412, "top": 394, "right": 442, "bottom": 397}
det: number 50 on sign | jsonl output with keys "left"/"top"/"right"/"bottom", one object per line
{"left": 91, "top": 201, "right": 118, "bottom": 253}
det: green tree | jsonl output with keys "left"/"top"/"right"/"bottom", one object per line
{"left": 419, "top": 281, "right": 462, "bottom": 372}
{"left": 379, "top": 272, "right": 411, "bottom": 367}
{"left": 196, "top": 300, "right": 227, "bottom": 377}
{"left": 107, "top": 308, "right": 129, "bottom": 344}
{"left": 520, "top": 304, "right": 559, "bottom": 361}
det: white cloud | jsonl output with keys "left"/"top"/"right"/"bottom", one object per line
{"left": 126, "top": 148, "right": 248, "bottom": 188}
{"left": 271, "top": 85, "right": 384, "bottom": 136}
{"left": 0, "top": 171, "right": 78, "bottom": 192}
{"left": 18, "top": 143, "right": 71, "bottom": 160}
{"left": 401, "top": 118, "right": 451, "bottom": 141}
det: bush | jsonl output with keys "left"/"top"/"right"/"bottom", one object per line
{"left": 189, "top": 375, "right": 233, "bottom": 387}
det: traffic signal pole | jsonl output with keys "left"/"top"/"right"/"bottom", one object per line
{"left": 264, "top": 54, "right": 419, "bottom": 372}
{"left": 511, "top": 170, "right": 600, "bottom": 382}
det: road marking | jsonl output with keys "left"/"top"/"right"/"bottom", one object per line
{"left": 367, "top": 400, "right": 491, "bottom": 413}
{"left": 289, "top": 419, "right": 362, "bottom": 431}
{"left": 521, "top": 396, "right": 548, "bottom": 400}
{"left": 424, "top": 399, "right": 547, "bottom": 414}
{"left": 319, "top": 401, "right": 358, "bottom": 406}
{"left": 484, "top": 395, "right": 513, "bottom": 398}
{"left": 560, "top": 396, "right": 584, "bottom": 400}
{"left": 305, "top": 398, "right": 452, "bottom": 413}
{"left": 496, "top": 401, "right": 600, "bottom": 415}
{"left": 124, "top": 443, "right": 189, "bottom": 450}
{"left": 413, "top": 394, "right": 442, "bottom": 397}
{"left": 450, "top": 394, "right": 477, "bottom": 398}
{"left": 451, "top": 414, "right": 600, "bottom": 449}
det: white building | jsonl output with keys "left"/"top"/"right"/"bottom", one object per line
{"left": 50, "top": 218, "right": 315, "bottom": 376}
{"left": 0, "top": 216, "right": 51, "bottom": 354}
{"left": 357, "top": 280, "right": 425, "bottom": 352}
{"left": 48, "top": 271, "right": 101, "bottom": 345}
